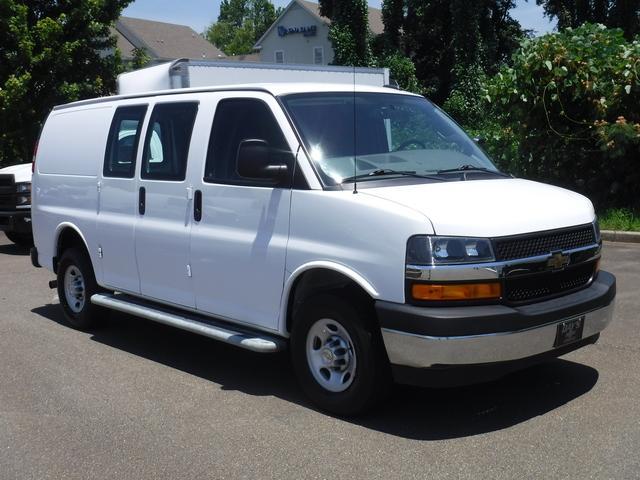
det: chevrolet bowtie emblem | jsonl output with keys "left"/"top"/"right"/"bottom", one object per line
{"left": 547, "top": 252, "right": 570, "bottom": 270}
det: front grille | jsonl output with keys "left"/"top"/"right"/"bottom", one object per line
{"left": 0, "top": 174, "right": 14, "bottom": 188}
{"left": 505, "top": 261, "right": 596, "bottom": 303}
{"left": 0, "top": 174, "right": 16, "bottom": 210}
{"left": 493, "top": 225, "right": 596, "bottom": 261}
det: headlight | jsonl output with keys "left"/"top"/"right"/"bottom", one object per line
{"left": 16, "top": 195, "right": 31, "bottom": 205}
{"left": 406, "top": 235, "right": 495, "bottom": 265}
{"left": 16, "top": 182, "right": 31, "bottom": 193}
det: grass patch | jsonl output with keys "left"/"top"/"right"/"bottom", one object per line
{"left": 598, "top": 208, "right": 640, "bottom": 232}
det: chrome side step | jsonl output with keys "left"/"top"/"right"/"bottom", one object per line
{"left": 90, "top": 293, "right": 285, "bottom": 353}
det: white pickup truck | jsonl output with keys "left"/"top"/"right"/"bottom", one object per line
{"left": 31, "top": 80, "right": 616, "bottom": 415}
{"left": 0, "top": 163, "right": 32, "bottom": 246}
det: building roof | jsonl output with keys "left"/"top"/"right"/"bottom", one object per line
{"left": 254, "top": 0, "right": 384, "bottom": 49}
{"left": 115, "top": 16, "right": 225, "bottom": 62}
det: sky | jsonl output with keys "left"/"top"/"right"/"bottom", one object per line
{"left": 123, "top": 0, "right": 556, "bottom": 36}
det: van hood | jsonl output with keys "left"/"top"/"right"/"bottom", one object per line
{"left": 0, "top": 163, "right": 32, "bottom": 183}
{"left": 360, "top": 178, "right": 595, "bottom": 237}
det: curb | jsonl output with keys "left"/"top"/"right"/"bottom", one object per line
{"left": 601, "top": 230, "right": 640, "bottom": 244}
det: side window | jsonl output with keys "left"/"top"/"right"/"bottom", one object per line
{"left": 104, "top": 105, "right": 147, "bottom": 178}
{"left": 204, "top": 98, "right": 293, "bottom": 186}
{"left": 141, "top": 102, "right": 198, "bottom": 181}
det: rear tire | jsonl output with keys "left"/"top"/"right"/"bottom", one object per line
{"left": 5, "top": 231, "right": 33, "bottom": 247}
{"left": 57, "top": 248, "right": 105, "bottom": 330}
{"left": 291, "top": 293, "right": 391, "bottom": 416}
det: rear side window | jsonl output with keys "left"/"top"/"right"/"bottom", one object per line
{"left": 141, "top": 102, "right": 198, "bottom": 181}
{"left": 204, "top": 98, "right": 293, "bottom": 186}
{"left": 104, "top": 105, "right": 147, "bottom": 178}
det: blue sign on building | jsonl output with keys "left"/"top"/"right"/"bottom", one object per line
{"left": 277, "top": 25, "right": 317, "bottom": 37}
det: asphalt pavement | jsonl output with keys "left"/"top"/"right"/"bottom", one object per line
{"left": 0, "top": 232, "right": 638, "bottom": 479}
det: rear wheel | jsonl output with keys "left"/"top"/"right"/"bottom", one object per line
{"left": 291, "top": 293, "right": 391, "bottom": 416}
{"left": 5, "top": 231, "right": 33, "bottom": 247}
{"left": 57, "top": 248, "right": 105, "bottom": 330}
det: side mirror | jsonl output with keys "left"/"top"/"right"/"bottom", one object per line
{"left": 236, "top": 139, "right": 288, "bottom": 180}
{"left": 473, "top": 136, "right": 486, "bottom": 147}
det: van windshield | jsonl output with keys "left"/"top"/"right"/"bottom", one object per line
{"left": 281, "top": 92, "right": 498, "bottom": 186}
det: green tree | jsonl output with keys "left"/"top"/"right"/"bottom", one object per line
{"left": 484, "top": 24, "right": 640, "bottom": 208}
{"left": 205, "top": 0, "right": 279, "bottom": 56}
{"left": 0, "top": 0, "right": 131, "bottom": 167}
{"left": 319, "top": 0, "right": 373, "bottom": 66}
{"left": 536, "top": 0, "right": 640, "bottom": 39}
{"left": 402, "top": 0, "right": 524, "bottom": 104}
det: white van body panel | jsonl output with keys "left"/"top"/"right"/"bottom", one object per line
{"left": 33, "top": 105, "right": 112, "bottom": 272}
{"left": 283, "top": 189, "right": 432, "bottom": 322}
{"left": 360, "top": 178, "right": 596, "bottom": 238}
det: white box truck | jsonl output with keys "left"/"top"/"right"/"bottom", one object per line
{"left": 117, "top": 59, "right": 391, "bottom": 95}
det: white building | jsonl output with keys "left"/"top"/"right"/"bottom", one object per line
{"left": 253, "top": 0, "right": 384, "bottom": 65}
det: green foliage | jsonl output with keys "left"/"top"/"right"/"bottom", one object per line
{"left": 130, "top": 47, "right": 151, "bottom": 70}
{"left": 320, "top": 0, "right": 373, "bottom": 66}
{"left": 536, "top": 0, "right": 640, "bottom": 39}
{"left": 403, "top": 0, "right": 524, "bottom": 104}
{"left": 483, "top": 23, "right": 640, "bottom": 208}
{"left": 443, "top": 64, "right": 488, "bottom": 127}
{"left": 206, "top": 0, "right": 278, "bottom": 56}
{"left": 378, "top": 53, "right": 421, "bottom": 93}
{"left": 0, "top": 0, "right": 130, "bottom": 167}
{"left": 599, "top": 208, "right": 640, "bottom": 231}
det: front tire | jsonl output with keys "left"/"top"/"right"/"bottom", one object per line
{"left": 291, "top": 294, "right": 391, "bottom": 416}
{"left": 5, "top": 231, "right": 33, "bottom": 247}
{"left": 57, "top": 248, "right": 105, "bottom": 330}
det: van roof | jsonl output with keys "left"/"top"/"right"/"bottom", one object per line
{"left": 53, "top": 83, "right": 418, "bottom": 111}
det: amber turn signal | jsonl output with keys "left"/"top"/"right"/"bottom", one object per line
{"left": 412, "top": 282, "right": 502, "bottom": 301}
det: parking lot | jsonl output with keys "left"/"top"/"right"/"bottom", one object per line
{"left": 0, "top": 232, "right": 638, "bottom": 479}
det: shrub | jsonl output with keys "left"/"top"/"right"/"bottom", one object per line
{"left": 484, "top": 24, "right": 640, "bottom": 209}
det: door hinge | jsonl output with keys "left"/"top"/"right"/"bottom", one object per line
{"left": 98, "top": 246, "right": 103, "bottom": 259}
{"left": 186, "top": 186, "right": 193, "bottom": 200}
{"left": 97, "top": 181, "right": 101, "bottom": 193}
{"left": 186, "top": 264, "right": 192, "bottom": 277}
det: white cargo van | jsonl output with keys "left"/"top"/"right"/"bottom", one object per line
{"left": 31, "top": 79, "right": 616, "bottom": 415}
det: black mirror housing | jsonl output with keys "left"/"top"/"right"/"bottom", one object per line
{"left": 236, "top": 139, "right": 288, "bottom": 181}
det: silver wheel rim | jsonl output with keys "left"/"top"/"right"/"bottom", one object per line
{"left": 306, "top": 318, "right": 357, "bottom": 393}
{"left": 63, "top": 265, "right": 86, "bottom": 314}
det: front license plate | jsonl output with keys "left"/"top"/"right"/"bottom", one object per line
{"left": 554, "top": 315, "right": 585, "bottom": 347}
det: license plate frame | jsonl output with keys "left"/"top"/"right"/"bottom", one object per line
{"left": 554, "top": 315, "right": 585, "bottom": 348}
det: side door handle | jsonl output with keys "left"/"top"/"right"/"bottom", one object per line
{"left": 194, "top": 189, "right": 202, "bottom": 222}
{"left": 139, "top": 186, "right": 146, "bottom": 215}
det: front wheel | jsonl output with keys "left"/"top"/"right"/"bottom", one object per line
{"left": 5, "top": 231, "right": 33, "bottom": 247}
{"left": 57, "top": 248, "right": 105, "bottom": 330}
{"left": 291, "top": 294, "right": 391, "bottom": 416}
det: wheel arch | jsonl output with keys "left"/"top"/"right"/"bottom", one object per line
{"left": 280, "top": 261, "right": 379, "bottom": 335}
{"left": 53, "top": 223, "right": 91, "bottom": 274}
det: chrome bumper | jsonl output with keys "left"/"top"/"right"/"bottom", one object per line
{"left": 381, "top": 301, "right": 614, "bottom": 368}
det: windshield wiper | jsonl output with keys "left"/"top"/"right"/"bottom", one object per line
{"left": 342, "top": 169, "right": 443, "bottom": 183}
{"left": 436, "top": 165, "right": 511, "bottom": 178}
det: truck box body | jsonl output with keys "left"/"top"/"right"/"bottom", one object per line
{"left": 117, "top": 59, "right": 391, "bottom": 95}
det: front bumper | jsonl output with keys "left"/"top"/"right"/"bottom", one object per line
{"left": 377, "top": 271, "right": 616, "bottom": 385}
{"left": 0, "top": 209, "right": 31, "bottom": 233}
